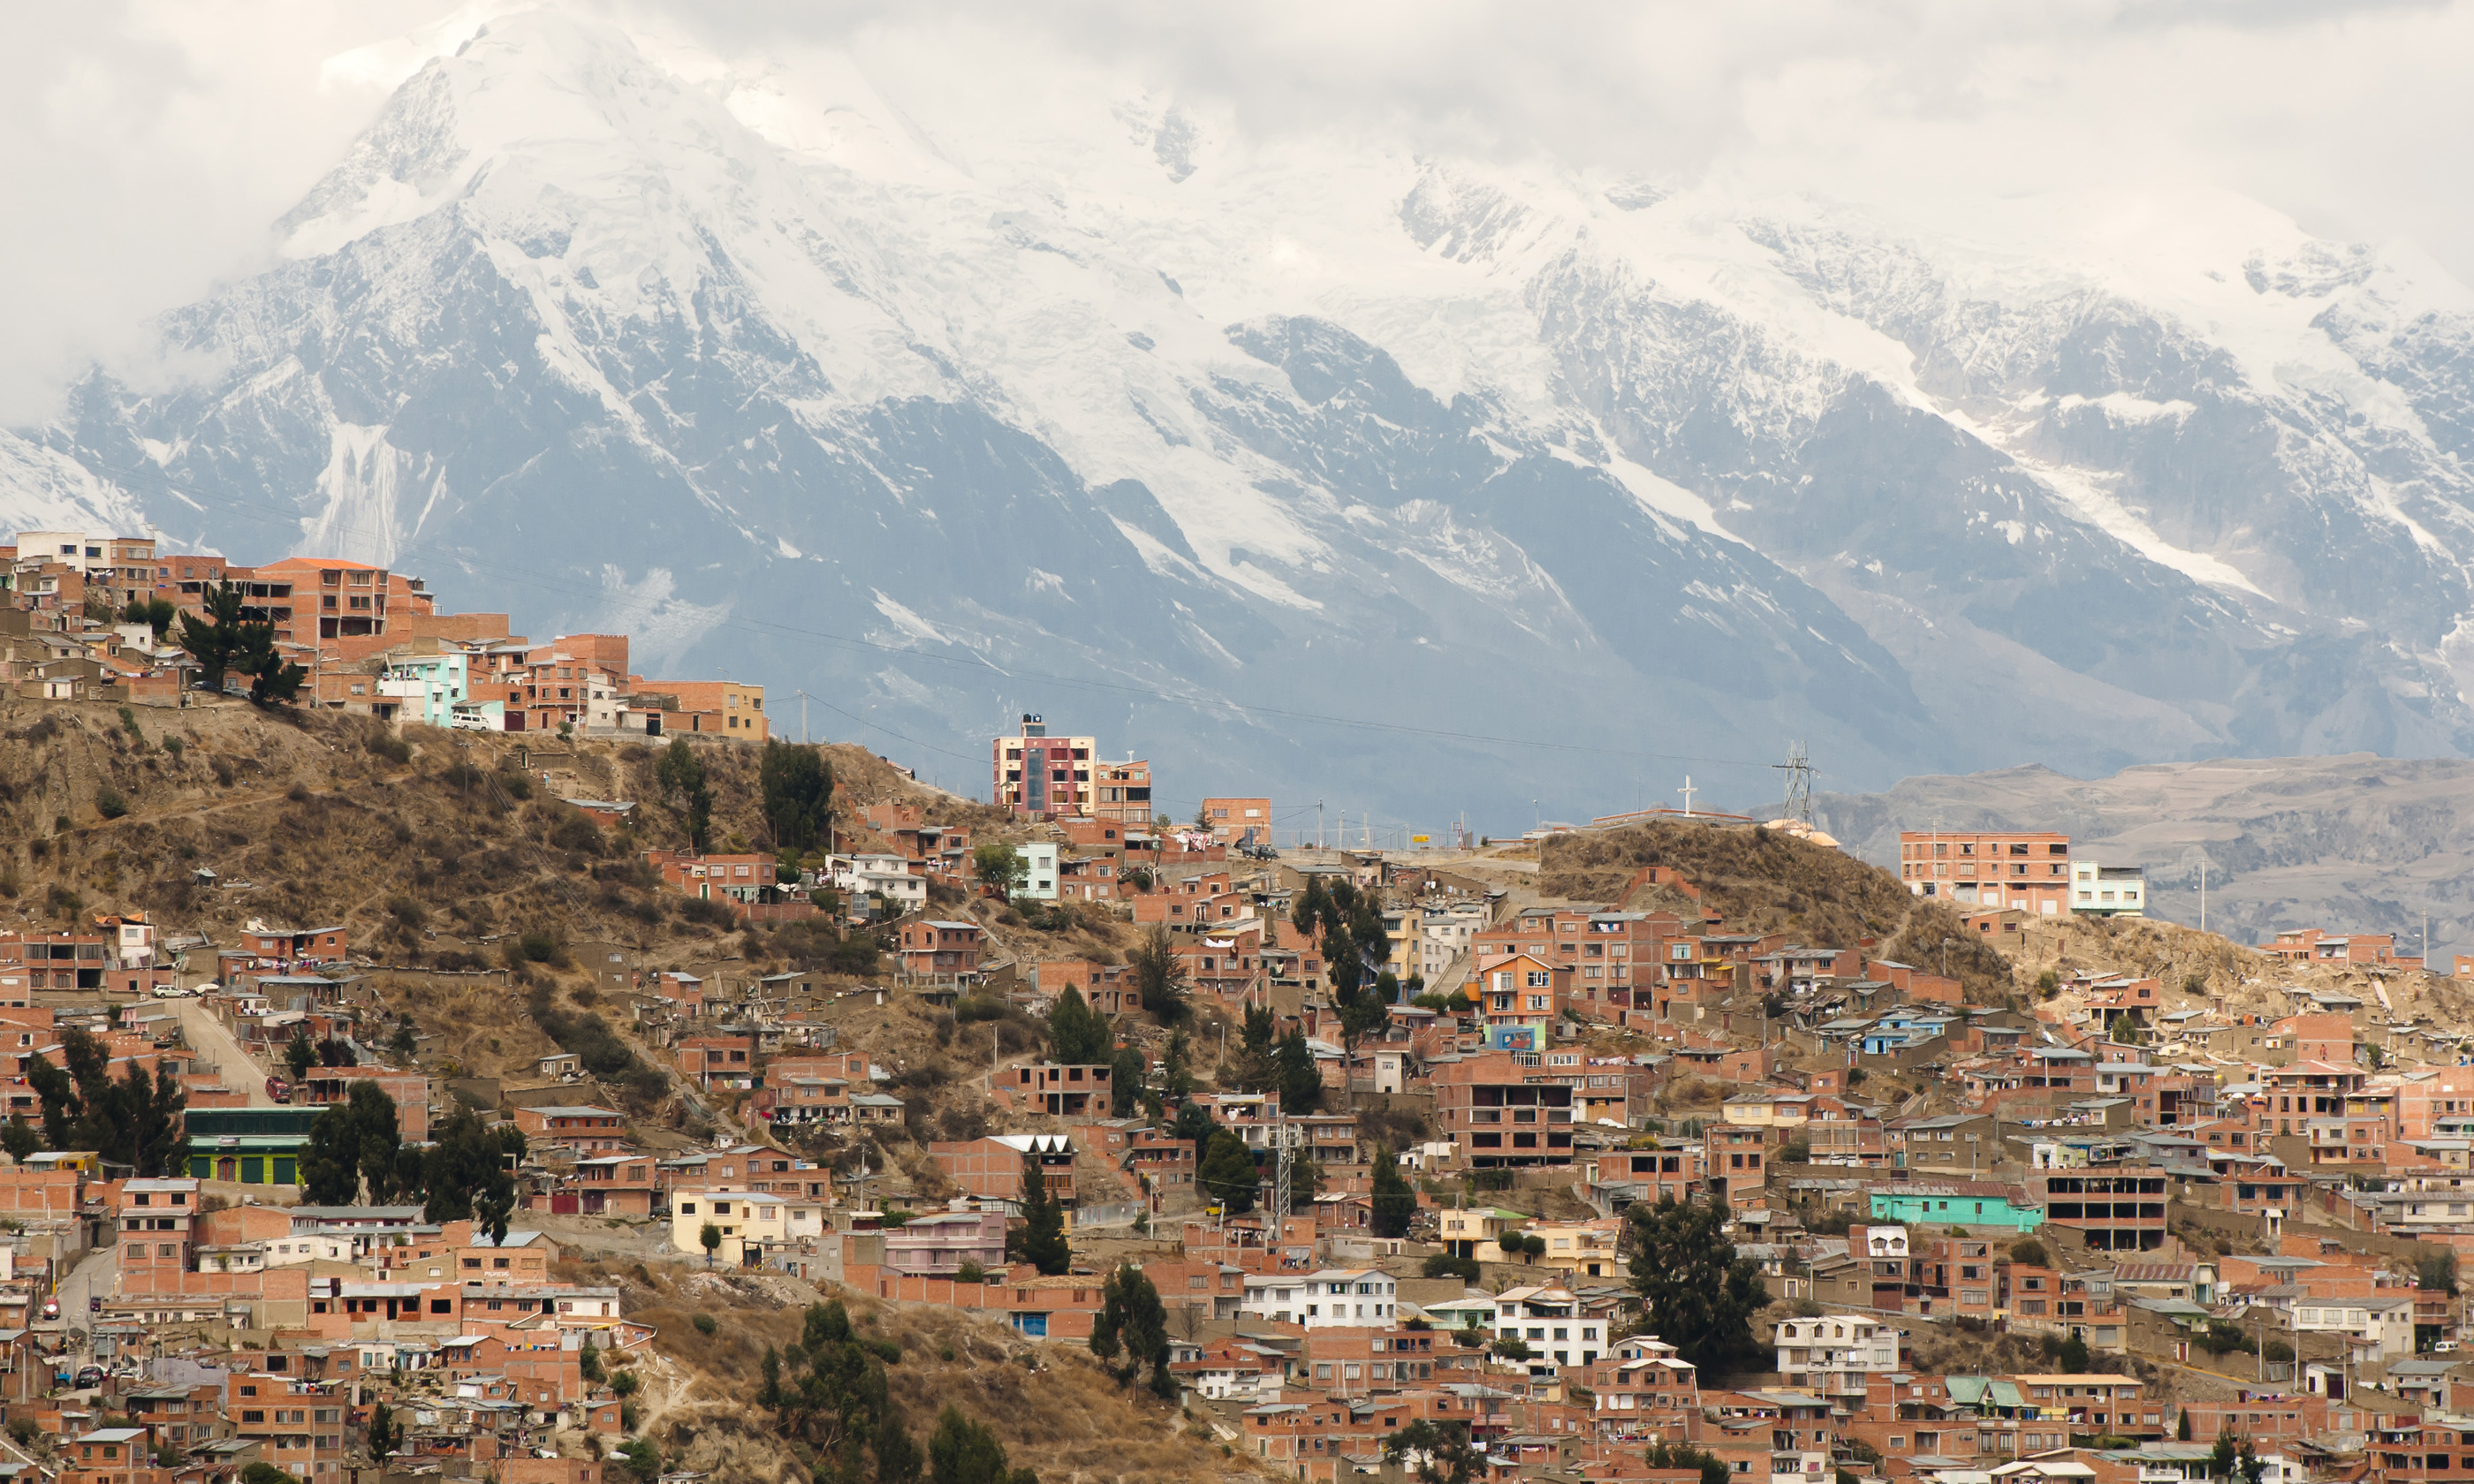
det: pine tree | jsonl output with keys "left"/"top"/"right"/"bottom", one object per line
{"left": 1198, "top": 1129, "right": 1260, "bottom": 1215}
{"left": 1109, "top": 1042, "right": 1145, "bottom": 1117}
{"left": 758, "top": 740, "right": 834, "bottom": 852}
{"left": 1016, "top": 1154, "right": 1070, "bottom": 1275}
{"left": 1091, "top": 1264, "right": 1176, "bottom": 1399}
{"left": 1046, "top": 988, "right": 1112, "bottom": 1065}
{"left": 1131, "top": 927, "right": 1189, "bottom": 1024}
{"left": 366, "top": 1402, "right": 398, "bottom": 1461}
{"left": 1273, "top": 1028, "right": 1322, "bottom": 1113}
{"left": 1626, "top": 1194, "right": 1771, "bottom": 1372}
{"left": 1370, "top": 1146, "right": 1416, "bottom": 1238}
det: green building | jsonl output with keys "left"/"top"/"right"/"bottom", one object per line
{"left": 1867, "top": 1185, "right": 2044, "bottom": 1231}
{"left": 186, "top": 1107, "right": 324, "bottom": 1185}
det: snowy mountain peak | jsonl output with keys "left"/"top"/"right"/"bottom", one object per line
{"left": 13, "top": 3, "right": 2474, "bottom": 820}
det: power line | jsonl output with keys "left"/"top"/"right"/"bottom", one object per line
{"left": 51, "top": 450, "right": 1795, "bottom": 775}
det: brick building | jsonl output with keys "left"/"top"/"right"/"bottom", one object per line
{"left": 1897, "top": 829, "right": 2072, "bottom": 914}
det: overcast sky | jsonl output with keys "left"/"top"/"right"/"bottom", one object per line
{"left": 3, "top": 0, "right": 2469, "bottom": 422}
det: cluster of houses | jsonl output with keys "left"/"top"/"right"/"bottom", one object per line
{"left": 0, "top": 528, "right": 763, "bottom": 736}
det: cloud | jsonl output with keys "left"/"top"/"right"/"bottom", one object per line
{"left": 2, "top": 0, "right": 2470, "bottom": 426}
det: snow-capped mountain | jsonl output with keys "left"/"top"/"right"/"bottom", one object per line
{"left": 12, "top": 7, "right": 2474, "bottom": 826}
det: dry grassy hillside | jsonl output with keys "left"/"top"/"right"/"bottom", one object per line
{"left": 558, "top": 1257, "right": 1252, "bottom": 1484}
{"left": 0, "top": 696, "right": 947, "bottom": 972}
{"left": 1541, "top": 820, "right": 2013, "bottom": 1001}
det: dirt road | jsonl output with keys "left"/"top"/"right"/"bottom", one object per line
{"left": 170, "top": 996, "right": 277, "bottom": 1105}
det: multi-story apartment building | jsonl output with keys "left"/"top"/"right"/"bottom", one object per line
{"left": 2030, "top": 1167, "right": 2169, "bottom": 1251}
{"left": 1090, "top": 759, "right": 1151, "bottom": 826}
{"left": 1772, "top": 1314, "right": 1902, "bottom": 1402}
{"left": 1896, "top": 829, "right": 2073, "bottom": 914}
{"left": 2069, "top": 862, "right": 2148, "bottom": 916}
{"left": 993, "top": 716, "right": 1100, "bottom": 816}
{"left": 1474, "top": 905, "right": 1675, "bottom": 1015}
{"left": 1431, "top": 1050, "right": 1576, "bottom": 1170}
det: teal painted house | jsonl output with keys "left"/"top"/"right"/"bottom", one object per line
{"left": 1868, "top": 1185, "right": 2043, "bottom": 1231}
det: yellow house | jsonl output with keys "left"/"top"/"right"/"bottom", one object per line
{"left": 671, "top": 1189, "right": 825, "bottom": 1265}
{"left": 1519, "top": 1217, "right": 1624, "bottom": 1280}
{"left": 1719, "top": 1092, "right": 1814, "bottom": 1129}
{"left": 1437, "top": 1207, "right": 1529, "bottom": 1259}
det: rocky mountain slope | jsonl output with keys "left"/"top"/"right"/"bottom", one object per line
{"left": 1816, "top": 754, "right": 2474, "bottom": 957}
{"left": 11, "top": 7, "right": 2474, "bottom": 823}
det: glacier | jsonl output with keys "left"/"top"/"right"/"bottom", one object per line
{"left": 11, "top": 6, "right": 2474, "bottom": 829}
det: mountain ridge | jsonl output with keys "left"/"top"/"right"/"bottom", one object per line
{"left": 11, "top": 6, "right": 2474, "bottom": 824}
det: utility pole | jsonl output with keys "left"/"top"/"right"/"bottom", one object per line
{"left": 2201, "top": 858, "right": 2208, "bottom": 934}
{"left": 1317, "top": 800, "right": 1325, "bottom": 852}
{"left": 1772, "top": 742, "right": 1814, "bottom": 825}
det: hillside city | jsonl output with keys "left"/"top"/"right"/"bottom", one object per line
{"left": 7, "top": 528, "right": 2474, "bottom": 1484}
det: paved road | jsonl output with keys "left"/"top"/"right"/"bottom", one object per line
{"left": 55, "top": 1246, "right": 115, "bottom": 1357}
{"left": 167, "top": 996, "right": 277, "bottom": 1105}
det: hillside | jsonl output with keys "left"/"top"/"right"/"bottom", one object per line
{"left": 1815, "top": 753, "right": 2474, "bottom": 957}
{"left": 1538, "top": 820, "right": 2014, "bottom": 1002}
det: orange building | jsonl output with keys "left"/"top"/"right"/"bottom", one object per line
{"left": 1897, "top": 829, "right": 2072, "bottom": 914}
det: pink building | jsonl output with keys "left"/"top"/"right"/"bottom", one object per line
{"left": 881, "top": 1202, "right": 1008, "bottom": 1277}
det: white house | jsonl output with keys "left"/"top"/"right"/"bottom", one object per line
{"left": 2291, "top": 1293, "right": 2415, "bottom": 1360}
{"left": 1238, "top": 1268, "right": 1396, "bottom": 1327}
{"left": 1773, "top": 1314, "right": 1902, "bottom": 1398}
{"left": 829, "top": 854, "right": 930, "bottom": 916}
{"left": 1014, "top": 841, "right": 1059, "bottom": 901}
{"left": 1491, "top": 1284, "right": 1606, "bottom": 1371}
{"left": 2069, "top": 862, "right": 2147, "bottom": 918}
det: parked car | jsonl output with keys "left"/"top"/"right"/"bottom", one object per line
{"left": 88, "top": 1294, "right": 102, "bottom": 1314}
{"left": 265, "top": 1076, "right": 290, "bottom": 1104}
{"left": 74, "top": 1367, "right": 103, "bottom": 1389}
{"left": 39, "top": 1298, "right": 57, "bottom": 1321}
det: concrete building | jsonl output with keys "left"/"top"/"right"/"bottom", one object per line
{"left": 1897, "top": 829, "right": 2073, "bottom": 914}
{"left": 1772, "top": 1314, "right": 1901, "bottom": 1401}
{"left": 670, "top": 1189, "right": 824, "bottom": 1265}
{"left": 993, "top": 715, "right": 1100, "bottom": 817}
{"left": 2070, "top": 861, "right": 2148, "bottom": 917}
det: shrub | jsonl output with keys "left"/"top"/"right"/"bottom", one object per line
{"left": 163, "top": 736, "right": 184, "bottom": 761}
{"left": 95, "top": 787, "right": 128, "bottom": 820}
{"left": 2008, "top": 1238, "right": 2048, "bottom": 1268}
{"left": 690, "top": 1314, "right": 717, "bottom": 1336}
{"left": 867, "top": 1337, "right": 901, "bottom": 1364}
{"left": 497, "top": 770, "right": 534, "bottom": 800}
{"left": 956, "top": 1261, "right": 985, "bottom": 1283}
{"left": 609, "top": 1369, "right": 640, "bottom": 1397}
{"left": 366, "top": 732, "right": 412, "bottom": 765}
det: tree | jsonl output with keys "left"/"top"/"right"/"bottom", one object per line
{"left": 1626, "top": 1194, "right": 1772, "bottom": 1373}
{"left": 2008, "top": 1238, "right": 2048, "bottom": 1268}
{"left": 1109, "top": 1043, "right": 1144, "bottom": 1117}
{"left": 1272, "top": 1028, "right": 1322, "bottom": 1114}
{"left": 1090, "top": 1263, "right": 1176, "bottom": 1399}
{"left": 1169, "top": 1100, "right": 1216, "bottom": 1147}
{"left": 654, "top": 738, "right": 713, "bottom": 852}
{"left": 1292, "top": 877, "right": 1331, "bottom": 935}
{"left": 701, "top": 1222, "right": 724, "bottom": 1267}
{"left": 972, "top": 842, "right": 1028, "bottom": 902}
{"left": 285, "top": 1026, "right": 317, "bottom": 1081}
{"left": 1383, "top": 1419, "right": 1479, "bottom": 1484}
{"left": 1497, "top": 1232, "right": 1529, "bottom": 1263}
{"left": 1198, "top": 1128, "right": 1260, "bottom": 1215}
{"left": 2210, "top": 1428, "right": 2237, "bottom": 1480}
{"left": 1046, "top": 988, "right": 1112, "bottom": 1066}
{"left": 242, "top": 1465, "right": 304, "bottom": 1484}
{"left": 366, "top": 1402, "right": 398, "bottom": 1462}
{"left": 0, "top": 1117, "right": 34, "bottom": 1165}
{"left": 1015, "top": 1155, "right": 1069, "bottom": 1276}
{"left": 1130, "top": 926, "right": 1188, "bottom": 1023}
{"left": 1371, "top": 1146, "right": 1416, "bottom": 1238}
{"left": 175, "top": 579, "right": 254, "bottom": 694}
{"left": 121, "top": 597, "right": 178, "bottom": 639}
{"left": 1162, "top": 1030, "right": 1194, "bottom": 1101}
{"left": 2237, "top": 1440, "right": 2266, "bottom": 1484}
{"left": 929, "top": 1406, "right": 1021, "bottom": 1484}
{"left": 2058, "top": 1330, "right": 2089, "bottom": 1373}
{"left": 616, "top": 1440, "right": 662, "bottom": 1482}
{"left": 250, "top": 655, "right": 307, "bottom": 705}
{"left": 2418, "top": 1250, "right": 2460, "bottom": 1295}
{"left": 759, "top": 740, "right": 835, "bottom": 852}
{"left": 25, "top": 1029, "right": 186, "bottom": 1175}
{"left": 2178, "top": 1408, "right": 2193, "bottom": 1442}
{"left": 422, "top": 1106, "right": 520, "bottom": 1243}
{"left": 1644, "top": 1441, "right": 1732, "bottom": 1484}
{"left": 875, "top": 1412, "right": 924, "bottom": 1484}
{"left": 300, "top": 1081, "right": 405, "bottom": 1205}
{"left": 1226, "top": 1003, "right": 1278, "bottom": 1092}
